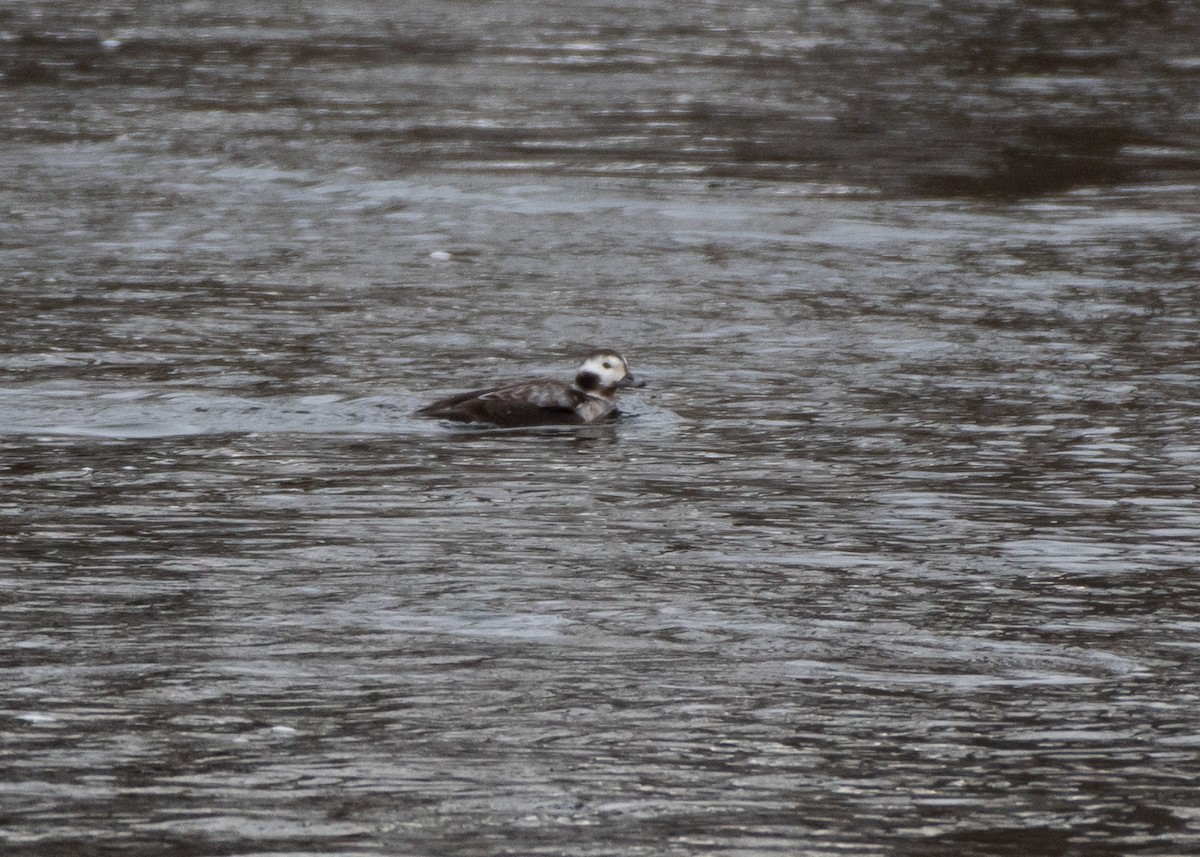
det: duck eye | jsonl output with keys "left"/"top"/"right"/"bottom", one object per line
{"left": 602, "top": 362, "right": 612, "bottom": 369}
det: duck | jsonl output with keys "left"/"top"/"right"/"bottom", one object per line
{"left": 416, "top": 350, "right": 645, "bottom": 427}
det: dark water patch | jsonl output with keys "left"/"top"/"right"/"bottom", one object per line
{"left": 1, "top": 29, "right": 474, "bottom": 87}
{"left": 4, "top": 2, "right": 1200, "bottom": 193}
{"left": 918, "top": 124, "right": 1140, "bottom": 198}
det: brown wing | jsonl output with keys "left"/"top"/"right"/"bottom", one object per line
{"left": 415, "top": 384, "right": 508, "bottom": 416}
{"left": 416, "top": 379, "right": 587, "bottom": 427}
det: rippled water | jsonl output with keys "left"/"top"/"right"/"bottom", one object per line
{"left": 3, "top": 2, "right": 1200, "bottom": 856}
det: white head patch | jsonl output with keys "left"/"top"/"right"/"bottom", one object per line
{"left": 577, "top": 352, "right": 629, "bottom": 389}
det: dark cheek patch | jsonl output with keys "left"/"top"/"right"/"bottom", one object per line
{"left": 576, "top": 371, "right": 599, "bottom": 390}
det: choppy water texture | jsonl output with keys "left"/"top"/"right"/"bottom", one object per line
{"left": 3, "top": 2, "right": 1200, "bottom": 856}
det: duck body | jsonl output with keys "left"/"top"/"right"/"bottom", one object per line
{"left": 416, "top": 350, "right": 643, "bottom": 428}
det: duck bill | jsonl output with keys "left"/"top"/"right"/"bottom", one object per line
{"left": 617, "top": 373, "right": 646, "bottom": 389}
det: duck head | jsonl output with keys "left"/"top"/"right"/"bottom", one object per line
{"left": 573, "top": 350, "right": 645, "bottom": 394}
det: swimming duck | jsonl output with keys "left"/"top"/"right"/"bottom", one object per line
{"left": 416, "top": 350, "right": 644, "bottom": 427}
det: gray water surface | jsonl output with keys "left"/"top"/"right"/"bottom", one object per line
{"left": 3, "top": 3, "right": 1200, "bottom": 856}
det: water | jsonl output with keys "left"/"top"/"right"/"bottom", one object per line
{"left": 3, "top": 2, "right": 1200, "bottom": 855}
